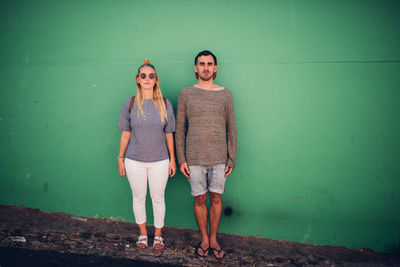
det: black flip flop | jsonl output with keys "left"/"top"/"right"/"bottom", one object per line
{"left": 210, "top": 247, "right": 226, "bottom": 260}
{"left": 195, "top": 242, "right": 210, "bottom": 257}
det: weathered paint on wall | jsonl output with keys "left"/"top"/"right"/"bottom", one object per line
{"left": 1, "top": 0, "right": 399, "bottom": 253}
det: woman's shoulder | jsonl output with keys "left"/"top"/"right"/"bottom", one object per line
{"left": 121, "top": 96, "right": 135, "bottom": 110}
{"left": 121, "top": 97, "right": 129, "bottom": 106}
{"left": 164, "top": 98, "right": 174, "bottom": 109}
{"left": 123, "top": 96, "right": 135, "bottom": 103}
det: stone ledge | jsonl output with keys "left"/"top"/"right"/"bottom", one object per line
{"left": 0, "top": 205, "right": 398, "bottom": 266}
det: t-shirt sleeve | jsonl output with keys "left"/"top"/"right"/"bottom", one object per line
{"left": 117, "top": 98, "right": 132, "bottom": 131}
{"left": 164, "top": 98, "right": 175, "bottom": 133}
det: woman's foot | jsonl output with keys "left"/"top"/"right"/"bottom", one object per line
{"left": 153, "top": 236, "right": 165, "bottom": 251}
{"left": 136, "top": 235, "right": 148, "bottom": 249}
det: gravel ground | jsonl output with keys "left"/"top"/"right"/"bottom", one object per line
{"left": 0, "top": 205, "right": 399, "bottom": 267}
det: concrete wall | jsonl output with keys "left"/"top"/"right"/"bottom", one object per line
{"left": 1, "top": 0, "right": 399, "bottom": 252}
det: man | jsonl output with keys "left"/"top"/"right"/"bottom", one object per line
{"left": 175, "top": 50, "right": 237, "bottom": 259}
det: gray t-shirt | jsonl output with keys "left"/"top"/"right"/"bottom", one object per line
{"left": 117, "top": 98, "right": 175, "bottom": 162}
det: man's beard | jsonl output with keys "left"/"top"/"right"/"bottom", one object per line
{"left": 197, "top": 72, "right": 213, "bottom": 81}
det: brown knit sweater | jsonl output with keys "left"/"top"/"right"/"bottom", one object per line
{"left": 175, "top": 86, "right": 237, "bottom": 168}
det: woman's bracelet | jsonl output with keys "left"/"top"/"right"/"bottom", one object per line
{"left": 117, "top": 155, "right": 124, "bottom": 159}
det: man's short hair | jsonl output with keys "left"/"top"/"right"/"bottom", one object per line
{"left": 194, "top": 50, "right": 217, "bottom": 65}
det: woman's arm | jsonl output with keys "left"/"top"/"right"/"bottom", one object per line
{"left": 165, "top": 133, "right": 176, "bottom": 177}
{"left": 118, "top": 131, "right": 131, "bottom": 177}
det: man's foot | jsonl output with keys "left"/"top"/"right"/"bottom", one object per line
{"left": 136, "top": 235, "right": 148, "bottom": 249}
{"left": 210, "top": 240, "right": 225, "bottom": 260}
{"left": 195, "top": 241, "right": 210, "bottom": 257}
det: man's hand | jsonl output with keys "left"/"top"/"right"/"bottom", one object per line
{"left": 180, "top": 162, "right": 190, "bottom": 178}
{"left": 118, "top": 158, "right": 125, "bottom": 177}
{"left": 225, "top": 166, "right": 233, "bottom": 177}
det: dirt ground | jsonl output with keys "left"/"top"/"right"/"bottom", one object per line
{"left": 0, "top": 205, "right": 399, "bottom": 267}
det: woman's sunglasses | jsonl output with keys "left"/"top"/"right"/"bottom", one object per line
{"left": 139, "top": 73, "right": 156, "bottom": 80}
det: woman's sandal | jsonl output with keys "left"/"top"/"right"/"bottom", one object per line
{"left": 136, "top": 235, "right": 148, "bottom": 249}
{"left": 210, "top": 247, "right": 226, "bottom": 260}
{"left": 195, "top": 242, "right": 210, "bottom": 257}
{"left": 153, "top": 236, "right": 165, "bottom": 251}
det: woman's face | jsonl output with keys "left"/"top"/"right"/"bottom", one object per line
{"left": 137, "top": 66, "right": 157, "bottom": 91}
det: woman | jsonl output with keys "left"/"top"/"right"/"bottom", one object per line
{"left": 117, "top": 59, "right": 176, "bottom": 250}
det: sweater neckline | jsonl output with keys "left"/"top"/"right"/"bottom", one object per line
{"left": 192, "top": 85, "right": 226, "bottom": 92}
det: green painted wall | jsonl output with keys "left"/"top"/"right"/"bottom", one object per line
{"left": 1, "top": 0, "right": 399, "bottom": 253}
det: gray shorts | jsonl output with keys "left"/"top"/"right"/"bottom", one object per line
{"left": 188, "top": 164, "right": 226, "bottom": 196}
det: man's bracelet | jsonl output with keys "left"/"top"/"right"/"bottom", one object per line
{"left": 117, "top": 155, "right": 124, "bottom": 159}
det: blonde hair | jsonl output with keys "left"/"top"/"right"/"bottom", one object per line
{"left": 135, "top": 59, "right": 168, "bottom": 123}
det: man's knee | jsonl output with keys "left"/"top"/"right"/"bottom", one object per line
{"left": 209, "top": 192, "right": 222, "bottom": 204}
{"left": 194, "top": 193, "right": 207, "bottom": 206}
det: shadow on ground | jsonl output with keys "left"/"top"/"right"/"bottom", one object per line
{"left": 0, "top": 247, "right": 178, "bottom": 267}
{"left": 0, "top": 205, "right": 399, "bottom": 267}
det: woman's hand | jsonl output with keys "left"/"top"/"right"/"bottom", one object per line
{"left": 169, "top": 158, "right": 176, "bottom": 177}
{"left": 165, "top": 133, "right": 176, "bottom": 177}
{"left": 118, "top": 158, "right": 125, "bottom": 177}
{"left": 118, "top": 131, "right": 130, "bottom": 178}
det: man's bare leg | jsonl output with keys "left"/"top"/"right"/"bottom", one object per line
{"left": 209, "top": 192, "right": 225, "bottom": 258}
{"left": 194, "top": 193, "right": 209, "bottom": 256}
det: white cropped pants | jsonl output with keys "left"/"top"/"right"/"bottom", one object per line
{"left": 125, "top": 158, "right": 169, "bottom": 228}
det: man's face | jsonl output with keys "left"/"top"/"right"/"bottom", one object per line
{"left": 194, "top": 55, "right": 218, "bottom": 81}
